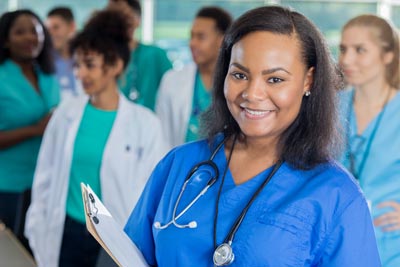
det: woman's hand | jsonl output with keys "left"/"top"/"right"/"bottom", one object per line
{"left": 32, "top": 112, "right": 52, "bottom": 136}
{"left": 374, "top": 201, "right": 400, "bottom": 232}
{"left": 0, "top": 112, "right": 53, "bottom": 149}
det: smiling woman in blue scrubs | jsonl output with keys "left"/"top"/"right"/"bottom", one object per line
{"left": 0, "top": 10, "right": 59, "bottom": 235}
{"left": 125, "top": 6, "right": 381, "bottom": 267}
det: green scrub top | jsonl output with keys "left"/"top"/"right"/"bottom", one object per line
{"left": 0, "top": 60, "right": 60, "bottom": 192}
{"left": 118, "top": 43, "right": 172, "bottom": 111}
{"left": 66, "top": 102, "right": 117, "bottom": 223}
{"left": 185, "top": 71, "right": 211, "bottom": 142}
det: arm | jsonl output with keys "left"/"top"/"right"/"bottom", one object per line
{"left": 124, "top": 152, "right": 174, "bottom": 266}
{"left": 0, "top": 112, "right": 52, "bottom": 149}
{"left": 156, "top": 48, "right": 172, "bottom": 78}
{"left": 374, "top": 200, "right": 400, "bottom": 232}
{"left": 155, "top": 72, "right": 175, "bottom": 148}
{"left": 317, "top": 195, "right": 381, "bottom": 267}
{"left": 24, "top": 110, "right": 61, "bottom": 264}
{"left": 143, "top": 111, "right": 170, "bottom": 171}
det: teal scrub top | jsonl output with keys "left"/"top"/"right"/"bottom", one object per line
{"left": 0, "top": 59, "right": 60, "bottom": 192}
{"left": 338, "top": 88, "right": 400, "bottom": 267}
{"left": 118, "top": 43, "right": 172, "bottom": 111}
{"left": 185, "top": 71, "right": 211, "bottom": 142}
{"left": 66, "top": 102, "right": 117, "bottom": 223}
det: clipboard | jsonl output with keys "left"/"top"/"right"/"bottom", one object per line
{"left": 0, "top": 222, "right": 36, "bottom": 267}
{"left": 81, "top": 183, "right": 149, "bottom": 267}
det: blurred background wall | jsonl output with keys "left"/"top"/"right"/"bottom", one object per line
{"left": 1, "top": 0, "right": 399, "bottom": 68}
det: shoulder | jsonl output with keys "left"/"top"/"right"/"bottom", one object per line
{"left": 0, "top": 60, "right": 20, "bottom": 81}
{"left": 288, "top": 160, "right": 364, "bottom": 215}
{"left": 161, "top": 64, "right": 196, "bottom": 84}
{"left": 302, "top": 161, "right": 360, "bottom": 195}
{"left": 137, "top": 43, "right": 168, "bottom": 57}
{"left": 161, "top": 139, "right": 212, "bottom": 165}
{"left": 52, "top": 95, "right": 88, "bottom": 119}
{"left": 121, "top": 95, "right": 158, "bottom": 120}
{"left": 0, "top": 61, "right": 9, "bottom": 76}
{"left": 337, "top": 88, "right": 353, "bottom": 106}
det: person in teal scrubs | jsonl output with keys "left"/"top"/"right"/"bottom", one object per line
{"left": 108, "top": 0, "right": 172, "bottom": 110}
{"left": 338, "top": 15, "right": 400, "bottom": 267}
{"left": 0, "top": 9, "right": 59, "bottom": 237}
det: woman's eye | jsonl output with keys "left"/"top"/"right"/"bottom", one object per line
{"left": 232, "top": 72, "right": 247, "bottom": 80}
{"left": 355, "top": 46, "right": 365, "bottom": 54}
{"left": 86, "top": 63, "right": 95, "bottom": 69}
{"left": 339, "top": 46, "right": 346, "bottom": 54}
{"left": 267, "top": 77, "right": 283, "bottom": 83}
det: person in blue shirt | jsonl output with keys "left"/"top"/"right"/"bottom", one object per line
{"left": 124, "top": 6, "right": 381, "bottom": 267}
{"left": 0, "top": 9, "right": 59, "bottom": 243}
{"left": 338, "top": 14, "right": 400, "bottom": 267}
{"left": 46, "top": 6, "right": 81, "bottom": 102}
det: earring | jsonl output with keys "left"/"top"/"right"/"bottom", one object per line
{"left": 304, "top": 91, "right": 311, "bottom": 97}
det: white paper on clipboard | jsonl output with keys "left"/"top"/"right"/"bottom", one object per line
{"left": 81, "top": 183, "right": 149, "bottom": 267}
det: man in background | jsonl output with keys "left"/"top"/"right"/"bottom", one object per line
{"left": 156, "top": 6, "right": 232, "bottom": 147}
{"left": 46, "top": 6, "right": 81, "bottom": 101}
{"left": 108, "top": 0, "right": 172, "bottom": 111}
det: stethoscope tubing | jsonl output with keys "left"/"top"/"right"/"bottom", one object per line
{"left": 154, "top": 136, "right": 227, "bottom": 230}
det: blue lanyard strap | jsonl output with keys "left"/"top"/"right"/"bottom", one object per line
{"left": 347, "top": 88, "right": 390, "bottom": 179}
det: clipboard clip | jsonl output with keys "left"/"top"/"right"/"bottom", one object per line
{"left": 84, "top": 190, "right": 100, "bottom": 225}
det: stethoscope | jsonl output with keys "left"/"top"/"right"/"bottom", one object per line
{"left": 153, "top": 134, "right": 283, "bottom": 266}
{"left": 212, "top": 158, "right": 282, "bottom": 266}
{"left": 153, "top": 136, "right": 226, "bottom": 230}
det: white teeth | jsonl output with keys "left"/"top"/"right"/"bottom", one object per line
{"left": 245, "top": 108, "right": 269, "bottom": 116}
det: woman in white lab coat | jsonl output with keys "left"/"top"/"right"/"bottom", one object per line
{"left": 24, "top": 9, "right": 167, "bottom": 267}
{"left": 156, "top": 63, "right": 197, "bottom": 147}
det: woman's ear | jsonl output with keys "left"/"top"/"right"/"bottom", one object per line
{"left": 303, "top": 67, "right": 314, "bottom": 93}
{"left": 113, "top": 58, "right": 124, "bottom": 77}
{"left": 383, "top": 51, "right": 394, "bottom": 65}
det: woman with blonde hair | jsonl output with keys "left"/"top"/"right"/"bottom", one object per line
{"left": 339, "top": 14, "right": 400, "bottom": 266}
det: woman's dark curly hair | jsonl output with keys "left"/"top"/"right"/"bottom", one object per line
{"left": 69, "top": 8, "right": 131, "bottom": 70}
{"left": 202, "top": 6, "right": 343, "bottom": 170}
{"left": 0, "top": 9, "right": 54, "bottom": 74}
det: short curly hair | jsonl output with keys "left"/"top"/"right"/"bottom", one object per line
{"left": 69, "top": 8, "right": 131, "bottom": 69}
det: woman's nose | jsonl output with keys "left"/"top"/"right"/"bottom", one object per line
{"left": 241, "top": 78, "right": 267, "bottom": 101}
{"left": 340, "top": 50, "right": 354, "bottom": 66}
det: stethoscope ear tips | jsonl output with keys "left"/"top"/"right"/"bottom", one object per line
{"left": 153, "top": 222, "right": 161, "bottom": 229}
{"left": 188, "top": 221, "right": 197, "bottom": 228}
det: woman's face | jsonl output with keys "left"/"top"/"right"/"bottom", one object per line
{"left": 7, "top": 14, "right": 45, "bottom": 61}
{"left": 224, "top": 31, "right": 313, "bottom": 143}
{"left": 339, "top": 26, "right": 392, "bottom": 87}
{"left": 73, "top": 50, "right": 121, "bottom": 96}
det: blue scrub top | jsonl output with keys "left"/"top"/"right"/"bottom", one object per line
{"left": 339, "top": 88, "right": 400, "bottom": 267}
{"left": 0, "top": 59, "right": 60, "bottom": 192}
{"left": 125, "top": 134, "right": 380, "bottom": 267}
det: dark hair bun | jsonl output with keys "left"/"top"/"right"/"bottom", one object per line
{"left": 84, "top": 8, "right": 131, "bottom": 44}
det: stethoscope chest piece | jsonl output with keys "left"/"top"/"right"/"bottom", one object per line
{"left": 213, "top": 243, "right": 235, "bottom": 266}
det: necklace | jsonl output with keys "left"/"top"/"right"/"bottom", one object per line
{"left": 346, "top": 87, "right": 391, "bottom": 179}
{"left": 212, "top": 135, "right": 283, "bottom": 266}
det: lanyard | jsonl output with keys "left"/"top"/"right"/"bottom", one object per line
{"left": 347, "top": 88, "right": 390, "bottom": 179}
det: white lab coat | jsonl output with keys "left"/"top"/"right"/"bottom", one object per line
{"left": 155, "top": 63, "right": 197, "bottom": 147}
{"left": 25, "top": 93, "right": 168, "bottom": 267}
